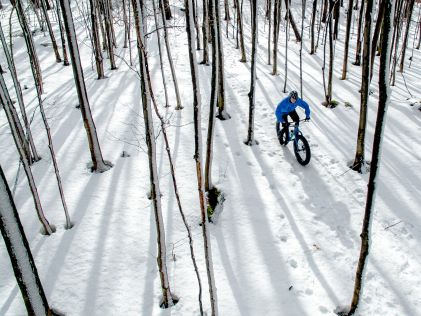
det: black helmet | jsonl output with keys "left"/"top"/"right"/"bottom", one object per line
{"left": 289, "top": 90, "right": 298, "bottom": 99}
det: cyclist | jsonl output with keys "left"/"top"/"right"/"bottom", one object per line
{"left": 275, "top": 90, "right": 311, "bottom": 144}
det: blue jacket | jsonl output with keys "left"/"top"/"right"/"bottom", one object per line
{"left": 275, "top": 96, "right": 311, "bottom": 123}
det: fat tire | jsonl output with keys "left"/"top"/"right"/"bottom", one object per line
{"left": 293, "top": 134, "right": 311, "bottom": 165}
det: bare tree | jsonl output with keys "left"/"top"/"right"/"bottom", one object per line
{"left": 398, "top": 0, "right": 415, "bottom": 72}
{"left": 341, "top": 0, "right": 354, "bottom": 79}
{"left": 205, "top": 0, "right": 220, "bottom": 193}
{"left": 215, "top": 0, "right": 230, "bottom": 120}
{"left": 152, "top": 0, "right": 170, "bottom": 107}
{"left": 55, "top": 0, "right": 70, "bottom": 65}
{"left": 90, "top": 0, "right": 106, "bottom": 79}
{"left": 101, "top": 0, "right": 118, "bottom": 69}
{"left": 0, "top": 72, "right": 55, "bottom": 235}
{"left": 201, "top": 0, "right": 210, "bottom": 64}
{"left": 353, "top": 0, "right": 365, "bottom": 66}
{"left": 0, "top": 165, "right": 59, "bottom": 315}
{"left": 245, "top": 0, "right": 258, "bottom": 146}
{"left": 234, "top": 0, "right": 247, "bottom": 62}
{"left": 352, "top": 0, "right": 374, "bottom": 172}
{"left": 40, "top": 0, "right": 62, "bottom": 62}
{"left": 369, "top": 0, "right": 385, "bottom": 80}
{"left": 12, "top": 0, "right": 44, "bottom": 94}
{"left": 338, "top": 1, "right": 395, "bottom": 315}
{"left": 185, "top": 0, "right": 218, "bottom": 312}
{"left": 158, "top": 0, "right": 183, "bottom": 109}
{"left": 299, "top": 0, "right": 307, "bottom": 96}
{"left": 0, "top": 21, "right": 40, "bottom": 163}
{"left": 310, "top": 0, "right": 318, "bottom": 54}
{"left": 59, "top": 0, "right": 112, "bottom": 173}
{"left": 272, "top": 0, "right": 282, "bottom": 73}
{"left": 131, "top": 0, "right": 177, "bottom": 308}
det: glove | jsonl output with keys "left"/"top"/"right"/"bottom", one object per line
{"left": 304, "top": 117, "right": 310, "bottom": 122}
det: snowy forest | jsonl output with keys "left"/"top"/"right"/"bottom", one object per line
{"left": 0, "top": 0, "right": 420, "bottom": 315}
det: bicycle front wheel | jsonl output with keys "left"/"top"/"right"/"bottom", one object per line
{"left": 293, "top": 135, "right": 311, "bottom": 165}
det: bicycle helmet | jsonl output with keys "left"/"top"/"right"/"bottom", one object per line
{"left": 289, "top": 90, "right": 298, "bottom": 99}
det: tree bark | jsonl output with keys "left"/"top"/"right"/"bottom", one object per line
{"left": 185, "top": 0, "right": 218, "bottom": 312}
{"left": 131, "top": 0, "right": 175, "bottom": 308}
{"left": 353, "top": 0, "right": 365, "bottom": 66}
{"left": 90, "top": 0, "right": 106, "bottom": 79}
{"left": 205, "top": 0, "right": 219, "bottom": 191}
{"left": 59, "top": 0, "right": 112, "bottom": 173}
{"left": 245, "top": 0, "right": 258, "bottom": 146}
{"left": 40, "top": 0, "right": 62, "bottom": 62}
{"left": 159, "top": 0, "right": 183, "bottom": 109}
{"left": 346, "top": 1, "right": 394, "bottom": 314}
{"left": 0, "top": 21, "right": 40, "bottom": 163}
{"left": 341, "top": 0, "right": 354, "bottom": 79}
{"left": 0, "top": 72, "right": 54, "bottom": 235}
{"left": 55, "top": 0, "right": 70, "bottom": 65}
{"left": 369, "top": 0, "right": 385, "bottom": 80}
{"left": 310, "top": 0, "right": 318, "bottom": 54}
{"left": 234, "top": 0, "right": 247, "bottom": 62}
{"left": 352, "top": 0, "right": 374, "bottom": 173}
{"left": 398, "top": 0, "right": 415, "bottom": 72}
{"left": 0, "top": 165, "right": 55, "bottom": 315}
{"left": 12, "top": 0, "right": 44, "bottom": 94}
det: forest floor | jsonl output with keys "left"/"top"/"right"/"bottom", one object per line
{"left": 1, "top": 1, "right": 421, "bottom": 315}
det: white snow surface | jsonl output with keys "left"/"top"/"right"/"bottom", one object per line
{"left": 1, "top": 1, "right": 421, "bottom": 315}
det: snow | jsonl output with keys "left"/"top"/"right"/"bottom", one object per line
{"left": 1, "top": 1, "right": 421, "bottom": 315}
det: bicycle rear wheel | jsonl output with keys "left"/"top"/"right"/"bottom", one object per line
{"left": 293, "top": 134, "right": 311, "bottom": 165}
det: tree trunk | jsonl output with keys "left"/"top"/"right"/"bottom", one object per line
{"left": 151, "top": 0, "right": 170, "bottom": 107}
{"left": 185, "top": 0, "right": 218, "bottom": 312}
{"left": 268, "top": 0, "right": 272, "bottom": 64}
{"left": 353, "top": 0, "right": 365, "bottom": 66}
{"left": 352, "top": 0, "right": 373, "bottom": 173}
{"left": 215, "top": 0, "right": 230, "bottom": 120}
{"left": 369, "top": 0, "right": 385, "bottom": 80}
{"left": 159, "top": 0, "right": 183, "bottom": 109}
{"left": 123, "top": 0, "right": 129, "bottom": 48}
{"left": 322, "top": 0, "right": 328, "bottom": 22}
{"left": 201, "top": 0, "right": 210, "bottom": 64}
{"left": 234, "top": 0, "right": 247, "bottom": 62}
{"left": 245, "top": 0, "right": 258, "bottom": 146}
{"left": 90, "top": 0, "right": 106, "bottom": 79}
{"left": 333, "top": 0, "right": 340, "bottom": 39}
{"left": 102, "top": 0, "right": 117, "bottom": 69}
{"left": 12, "top": 0, "right": 44, "bottom": 94}
{"left": 341, "top": 0, "right": 354, "bottom": 79}
{"left": 0, "top": 165, "right": 55, "bottom": 315}
{"left": 398, "top": 0, "right": 415, "bottom": 72}
{"left": 283, "top": 0, "right": 289, "bottom": 93}
{"left": 131, "top": 0, "right": 175, "bottom": 308}
{"left": 300, "top": 0, "right": 306, "bottom": 97}
{"left": 284, "top": 0, "right": 302, "bottom": 42}
{"left": 59, "top": 0, "right": 112, "bottom": 173}
{"left": 0, "top": 73, "right": 54, "bottom": 235}
{"left": 390, "top": 0, "right": 404, "bottom": 85}
{"left": 205, "top": 0, "right": 219, "bottom": 191}
{"left": 0, "top": 21, "right": 40, "bottom": 163}
{"left": 346, "top": 1, "right": 394, "bottom": 314}
{"left": 143, "top": 47, "right": 204, "bottom": 316}
{"left": 40, "top": 0, "right": 62, "bottom": 62}
{"left": 310, "top": 0, "right": 318, "bottom": 54}
{"left": 55, "top": 0, "right": 70, "bottom": 65}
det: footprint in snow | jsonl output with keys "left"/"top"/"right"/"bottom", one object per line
{"left": 319, "top": 306, "right": 329, "bottom": 314}
{"left": 235, "top": 151, "right": 241, "bottom": 156}
{"left": 280, "top": 236, "right": 288, "bottom": 242}
{"left": 289, "top": 259, "right": 298, "bottom": 268}
{"left": 247, "top": 161, "right": 253, "bottom": 166}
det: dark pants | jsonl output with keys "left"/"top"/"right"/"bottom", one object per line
{"left": 276, "top": 110, "right": 300, "bottom": 137}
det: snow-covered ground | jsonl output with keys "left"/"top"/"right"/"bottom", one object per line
{"left": 1, "top": 1, "right": 421, "bottom": 315}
